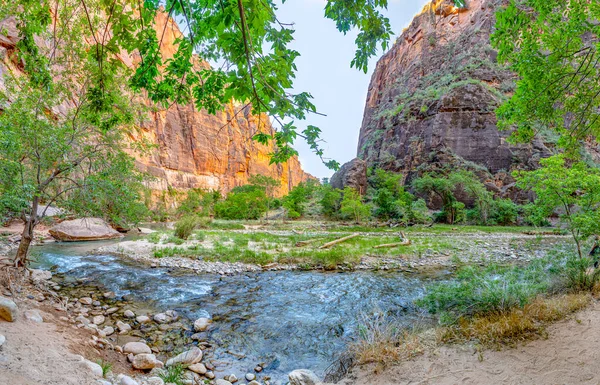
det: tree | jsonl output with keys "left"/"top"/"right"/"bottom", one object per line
{"left": 214, "top": 187, "right": 268, "bottom": 220}
{"left": 516, "top": 154, "right": 600, "bottom": 261}
{"left": 412, "top": 170, "right": 492, "bottom": 224}
{"left": 319, "top": 185, "right": 342, "bottom": 218}
{"left": 492, "top": 0, "right": 600, "bottom": 150}
{"left": 248, "top": 174, "right": 280, "bottom": 220}
{"left": 340, "top": 187, "right": 370, "bottom": 223}
{"left": 6, "top": 0, "right": 396, "bottom": 170}
{"left": 0, "top": 0, "right": 146, "bottom": 266}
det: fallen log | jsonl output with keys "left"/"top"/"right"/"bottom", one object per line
{"left": 319, "top": 233, "right": 360, "bottom": 249}
{"left": 373, "top": 240, "right": 411, "bottom": 248}
{"left": 295, "top": 238, "right": 323, "bottom": 247}
{"left": 374, "top": 232, "right": 411, "bottom": 248}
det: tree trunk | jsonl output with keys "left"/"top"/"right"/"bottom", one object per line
{"left": 14, "top": 197, "right": 39, "bottom": 267}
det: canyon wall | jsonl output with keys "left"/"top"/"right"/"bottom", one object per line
{"left": 128, "top": 12, "right": 312, "bottom": 199}
{"left": 0, "top": 11, "right": 312, "bottom": 201}
{"left": 351, "top": 0, "right": 550, "bottom": 199}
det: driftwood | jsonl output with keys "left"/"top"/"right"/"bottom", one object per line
{"left": 373, "top": 232, "right": 411, "bottom": 248}
{"left": 319, "top": 233, "right": 360, "bottom": 249}
{"left": 374, "top": 240, "right": 411, "bottom": 248}
{"left": 295, "top": 238, "right": 323, "bottom": 247}
{"left": 292, "top": 229, "right": 305, "bottom": 235}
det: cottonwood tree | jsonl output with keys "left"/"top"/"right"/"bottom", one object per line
{"left": 0, "top": 0, "right": 146, "bottom": 266}
{"left": 492, "top": 0, "right": 600, "bottom": 149}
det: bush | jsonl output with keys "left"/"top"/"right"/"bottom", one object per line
{"left": 492, "top": 198, "right": 519, "bottom": 225}
{"left": 174, "top": 216, "right": 198, "bottom": 240}
{"left": 283, "top": 181, "right": 317, "bottom": 219}
{"left": 215, "top": 189, "right": 268, "bottom": 220}
{"left": 340, "top": 187, "right": 371, "bottom": 223}
{"left": 319, "top": 185, "right": 342, "bottom": 218}
{"left": 417, "top": 260, "right": 553, "bottom": 323}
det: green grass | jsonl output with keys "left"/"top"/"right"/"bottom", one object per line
{"left": 96, "top": 359, "right": 112, "bottom": 378}
{"left": 157, "top": 364, "right": 185, "bottom": 385}
{"left": 144, "top": 222, "right": 569, "bottom": 269}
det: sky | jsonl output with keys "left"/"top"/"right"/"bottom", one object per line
{"left": 274, "top": 0, "right": 430, "bottom": 179}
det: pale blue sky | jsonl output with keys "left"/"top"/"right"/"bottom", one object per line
{"left": 275, "top": 0, "right": 429, "bottom": 179}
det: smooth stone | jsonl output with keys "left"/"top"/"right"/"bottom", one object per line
{"left": 288, "top": 369, "right": 321, "bottom": 385}
{"left": 248, "top": 382, "right": 260, "bottom": 385}
{"left": 245, "top": 373, "right": 256, "bottom": 381}
{"left": 188, "top": 363, "right": 207, "bottom": 374}
{"left": 0, "top": 334, "right": 5, "bottom": 347}
{"left": 216, "top": 380, "right": 233, "bottom": 385}
{"left": 24, "top": 309, "right": 43, "bottom": 323}
{"left": 132, "top": 353, "right": 163, "bottom": 370}
{"left": 96, "top": 380, "right": 112, "bottom": 385}
{"left": 0, "top": 297, "right": 18, "bottom": 322}
{"left": 254, "top": 366, "right": 263, "bottom": 373}
{"left": 75, "top": 314, "right": 90, "bottom": 324}
{"left": 30, "top": 269, "right": 52, "bottom": 282}
{"left": 205, "top": 372, "right": 215, "bottom": 379}
{"left": 93, "top": 315, "right": 105, "bottom": 325}
{"left": 81, "top": 359, "right": 103, "bottom": 377}
{"left": 136, "top": 315, "right": 150, "bottom": 323}
{"left": 227, "top": 374, "right": 238, "bottom": 383}
{"left": 103, "top": 292, "right": 116, "bottom": 299}
{"left": 49, "top": 217, "right": 123, "bottom": 241}
{"left": 123, "top": 341, "right": 152, "bottom": 355}
{"left": 193, "top": 317, "right": 211, "bottom": 332}
{"left": 146, "top": 377, "right": 164, "bottom": 385}
{"left": 79, "top": 297, "right": 93, "bottom": 305}
{"left": 106, "top": 307, "right": 119, "bottom": 315}
{"left": 153, "top": 313, "right": 168, "bottom": 324}
{"left": 117, "top": 374, "right": 139, "bottom": 385}
{"left": 102, "top": 326, "right": 115, "bottom": 336}
{"left": 165, "top": 347, "right": 202, "bottom": 367}
{"left": 116, "top": 320, "right": 131, "bottom": 333}
{"left": 123, "top": 310, "right": 135, "bottom": 318}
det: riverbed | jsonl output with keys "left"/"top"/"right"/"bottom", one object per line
{"left": 30, "top": 238, "right": 448, "bottom": 383}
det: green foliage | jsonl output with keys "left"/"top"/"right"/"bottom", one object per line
{"left": 417, "top": 259, "right": 554, "bottom": 323}
{"left": 174, "top": 216, "right": 200, "bottom": 240}
{"left": 368, "top": 169, "right": 415, "bottom": 222}
{"left": 492, "top": 0, "right": 600, "bottom": 150}
{"left": 491, "top": 198, "right": 519, "bottom": 226}
{"left": 340, "top": 187, "right": 371, "bottom": 223}
{"left": 158, "top": 364, "right": 185, "bottom": 385}
{"left": 516, "top": 154, "right": 600, "bottom": 259}
{"left": 0, "top": 0, "right": 148, "bottom": 264}
{"left": 282, "top": 181, "right": 318, "bottom": 219}
{"left": 413, "top": 170, "right": 490, "bottom": 224}
{"left": 215, "top": 188, "right": 268, "bottom": 220}
{"left": 177, "top": 189, "right": 219, "bottom": 217}
{"left": 96, "top": 359, "right": 112, "bottom": 378}
{"left": 319, "top": 185, "right": 342, "bottom": 218}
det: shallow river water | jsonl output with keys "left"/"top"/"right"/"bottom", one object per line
{"left": 31, "top": 239, "right": 447, "bottom": 383}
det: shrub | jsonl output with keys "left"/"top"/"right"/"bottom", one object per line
{"left": 340, "top": 187, "right": 371, "bottom": 223}
{"left": 215, "top": 188, "right": 268, "bottom": 220}
{"left": 492, "top": 198, "right": 519, "bottom": 225}
{"left": 174, "top": 216, "right": 198, "bottom": 240}
{"left": 283, "top": 181, "right": 317, "bottom": 219}
{"left": 319, "top": 185, "right": 342, "bottom": 218}
{"left": 417, "top": 260, "right": 553, "bottom": 323}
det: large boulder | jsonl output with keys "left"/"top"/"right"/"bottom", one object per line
{"left": 0, "top": 297, "right": 18, "bottom": 322}
{"left": 123, "top": 341, "right": 151, "bottom": 355}
{"left": 132, "top": 353, "right": 164, "bottom": 370}
{"left": 288, "top": 369, "right": 321, "bottom": 385}
{"left": 49, "top": 218, "right": 123, "bottom": 241}
{"left": 165, "top": 347, "right": 203, "bottom": 367}
{"left": 330, "top": 158, "right": 368, "bottom": 194}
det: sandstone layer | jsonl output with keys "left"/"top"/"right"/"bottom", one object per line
{"left": 352, "top": 0, "right": 551, "bottom": 200}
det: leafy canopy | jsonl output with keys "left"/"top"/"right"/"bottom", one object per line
{"left": 492, "top": 0, "right": 600, "bottom": 150}
{"left": 6, "top": 0, "right": 395, "bottom": 169}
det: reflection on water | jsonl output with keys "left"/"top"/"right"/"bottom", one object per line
{"left": 32, "top": 240, "right": 445, "bottom": 383}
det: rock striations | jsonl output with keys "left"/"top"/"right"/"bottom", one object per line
{"left": 346, "top": 0, "right": 550, "bottom": 198}
{"left": 0, "top": 11, "right": 312, "bottom": 199}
